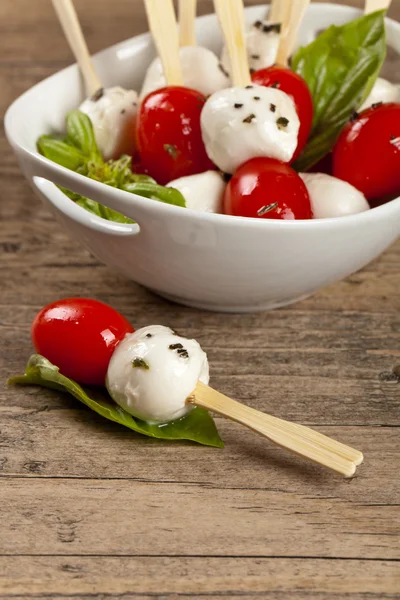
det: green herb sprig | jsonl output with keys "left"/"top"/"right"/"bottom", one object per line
{"left": 37, "top": 111, "right": 185, "bottom": 223}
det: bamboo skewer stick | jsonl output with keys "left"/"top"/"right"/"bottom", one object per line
{"left": 51, "top": 0, "right": 102, "bottom": 97}
{"left": 179, "top": 0, "right": 197, "bottom": 47}
{"left": 143, "top": 0, "right": 184, "bottom": 86}
{"left": 189, "top": 382, "right": 363, "bottom": 477}
{"left": 213, "top": 0, "right": 251, "bottom": 87}
{"left": 365, "top": 0, "right": 392, "bottom": 13}
{"left": 268, "top": 0, "right": 290, "bottom": 25}
{"left": 275, "top": 0, "right": 311, "bottom": 67}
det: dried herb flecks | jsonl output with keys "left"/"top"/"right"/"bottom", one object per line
{"left": 253, "top": 96, "right": 261, "bottom": 101}
{"left": 243, "top": 113, "right": 256, "bottom": 123}
{"left": 164, "top": 144, "right": 179, "bottom": 159}
{"left": 146, "top": 333, "right": 152, "bottom": 338}
{"left": 270, "top": 103, "right": 276, "bottom": 112}
{"left": 277, "top": 116, "right": 289, "bottom": 130}
{"left": 132, "top": 357, "right": 150, "bottom": 370}
{"left": 251, "top": 54, "right": 260, "bottom": 60}
{"left": 169, "top": 343, "right": 189, "bottom": 359}
{"left": 257, "top": 202, "right": 279, "bottom": 216}
{"left": 234, "top": 103, "right": 244, "bottom": 109}
{"left": 372, "top": 102, "right": 383, "bottom": 108}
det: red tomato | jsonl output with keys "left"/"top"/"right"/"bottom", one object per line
{"left": 332, "top": 103, "right": 400, "bottom": 201}
{"left": 136, "top": 86, "right": 215, "bottom": 184}
{"left": 252, "top": 67, "right": 313, "bottom": 160}
{"left": 31, "top": 298, "right": 134, "bottom": 386}
{"left": 224, "top": 157, "right": 312, "bottom": 220}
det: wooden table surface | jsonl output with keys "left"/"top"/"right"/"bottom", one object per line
{"left": 1, "top": 0, "right": 399, "bottom": 598}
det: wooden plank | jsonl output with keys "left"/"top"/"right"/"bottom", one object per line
{"left": 0, "top": 556, "right": 399, "bottom": 598}
{"left": 0, "top": 478, "right": 399, "bottom": 558}
{"left": 1, "top": 408, "right": 399, "bottom": 505}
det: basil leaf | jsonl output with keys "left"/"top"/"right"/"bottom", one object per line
{"left": 66, "top": 110, "right": 102, "bottom": 162}
{"left": 37, "top": 135, "right": 87, "bottom": 171}
{"left": 75, "top": 196, "right": 134, "bottom": 224}
{"left": 8, "top": 355, "right": 224, "bottom": 448}
{"left": 123, "top": 182, "right": 186, "bottom": 207}
{"left": 292, "top": 10, "right": 386, "bottom": 171}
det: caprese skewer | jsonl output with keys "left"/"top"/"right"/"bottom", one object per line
{"left": 26, "top": 298, "right": 364, "bottom": 477}
{"left": 52, "top": 0, "right": 138, "bottom": 160}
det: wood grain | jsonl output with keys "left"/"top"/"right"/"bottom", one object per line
{"left": 1, "top": 0, "right": 399, "bottom": 598}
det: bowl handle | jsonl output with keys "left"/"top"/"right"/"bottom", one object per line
{"left": 26, "top": 156, "right": 154, "bottom": 231}
{"left": 32, "top": 176, "right": 140, "bottom": 236}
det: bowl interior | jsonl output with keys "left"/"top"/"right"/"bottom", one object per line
{"left": 7, "top": 2, "right": 400, "bottom": 155}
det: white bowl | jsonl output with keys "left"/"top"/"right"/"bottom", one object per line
{"left": 5, "top": 3, "right": 400, "bottom": 313}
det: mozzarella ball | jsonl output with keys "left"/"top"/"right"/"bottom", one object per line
{"left": 79, "top": 86, "right": 138, "bottom": 160}
{"left": 360, "top": 78, "right": 400, "bottom": 111}
{"left": 167, "top": 171, "right": 226, "bottom": 213}
{"left": 221, "top": 20, "right": 280, "bottom": 75}
{"left": 300, "top": 173, "right": 370, "bottom": 219}
{"left": 140, "top": 46, "right": 229, "bottom": 100}
{"left": 201, "top": 85, "right": 300, "bottom": 173}
{"left": 106, "top": 325, "right": 209, "bottom": 423}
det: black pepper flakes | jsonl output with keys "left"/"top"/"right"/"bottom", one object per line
{"left": 372, "top": 102, "right": 383, "bottom": 109}
{"left": 146, "top": 333, "right": 152, "bottom": 338}
{"left": 234, "top": 103, "right": 244, "bottom": 109}
{"left": 276, "top": 116, "right": 289, "bottom": 130}
{"left": 132, "top": 357, "right": 150, "bottom": 370}
{"left": 257, "top": 202, "right": 279, "bottom": 216}
{"left": 91, "top": 87, "right": 104, "bottom": 102}
{"left": 120, "top": 108, "right": 126, "bottom": 115}
{"left": 262, "top": 23, "right": 281, "bottom": 34}
{"left": 253, "top": 96, "right": 261, "bottom": 101}
{"left": 251, "top": 54, "right": 260, "bottom": 60}
{"left": 245, "top": 85, "right": 254, "bottom": 89}
{"left": 243, "top": 113, "right": 256, "bottom": 123}
{"left": 254, "top": 20, "right": 263, "bottom": 29}
{"left": 169, "top": 343, "right": 184, "bottom": 350}
{"left": 169, "top": 343, "right": 189, "bottom": 359}
{"left": 270, "top": 103, "right": 276, "bottom": 112}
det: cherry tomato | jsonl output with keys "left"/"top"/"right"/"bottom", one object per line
{"left": 308, "top": 152, "right": 333, "bottom": 175}
{"left": 31, "top": 298, "right": 134, "bottom": 386}
{"left": 136, "top": 86, "right": 215, "bottom": 184}
{"left": 252, "top": 67, "right": 313, "bottom": 160}
{"left": 224, "top": 157, "right": 312, "bottom": 220}
{"left": 332, "top": 103, "right": 400, "bottom": 201}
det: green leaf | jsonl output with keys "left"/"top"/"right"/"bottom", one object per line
{"left": 66, "top": 110, "right": 102, "bottom": 162}
{"left": 37, "top": 135, "right": 87, "bottom": 171}
{"left": 292, "top": 10, "right": 386, "bottom": 171}
{"left": 123, "top": 182, "right": 186, "bottom": 208}
{"left": 8, "top": 355, "right": 224, "bottom": 448}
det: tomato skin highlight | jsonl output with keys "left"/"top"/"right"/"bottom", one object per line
{"left": 224, "top": 157, "right": 312, "bottom": 220}
{"left": 332, "top": 103, "right": 400, "bottom": 201}
{"left": 136, "top": 86, "right": 215, "bottom": 184}
{"left": 31, "top": 298, "right": 134, "bottom": 386}
{"left": 252, "top": 66, "right": 313, "bottom": 161}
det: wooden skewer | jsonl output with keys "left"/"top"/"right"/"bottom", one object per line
{"left": 365, "top": 0, "right": 392, "bottom": 13}
{"left": 268, "top": 0, "right": 290, "bottom": 25}
{"left": 51, "top": 0, "right": 102, "bottom": 97}
{"left": 189, "top": 382, "right": 363, "bottom": 477}
{"left": 213, "top": 0, "right": 251, "bottom": 87}
{"left": 179, "top": 0, "right": 197, "bottom": 47}
{"left": 143, "top": 0, "right": 184, "bottom": 86}
{"left": 275, "top": 0, "right": 311, "bottom": 67}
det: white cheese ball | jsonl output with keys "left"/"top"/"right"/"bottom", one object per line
{"left": 201, "top": 85, "right": 300, "bottom": 174}
{"left": 106, "top": 325, "right": 209, "bottom": 423}
{"left": 221, "top": 20, "right": 280, "bottom": 75}
{"left": 79, "top": 86, "right": 138, "bottom": 160}
{"left": 360, "top": 78, "right": 400, "bottom": 112}
{"left": 140, "top": 46, "right": 229, "bottom": 100}
{"left": 167, "top": 171, "right": 226, "bottom": 213}
{"left": 300, "top": 173, "right": 370, "bottom": 219}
